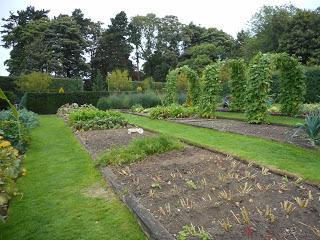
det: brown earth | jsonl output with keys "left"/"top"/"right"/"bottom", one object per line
{"left": 76, "top": 128, "right": 320, "bottom": 240}
{"left": 172, "top": 118, "right": 312, "bottom": 148}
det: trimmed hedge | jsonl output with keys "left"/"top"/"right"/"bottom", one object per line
{"left": 132, "top": 81, "right": 165, "bottom": 91}
{"left": 49, "top": 78, "right": 84, "bottom": 92}
{"left": 0, "top": 76, "right": 17, "bottom": 92}
{"left": 23, "top": 92, "right": 112, "bottom": 114}
{"left": 304, "top": 66, "right": 320, "bottom": 103}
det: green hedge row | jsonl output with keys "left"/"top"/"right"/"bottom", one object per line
{"left": 304, "top": 67, "right": 320, "bottom": 103}
{"left": 0, "top": 76, "right": 84, "bottom": 93}
{"left": 23, "top": 92, "right": 111, "bottom": 114}
{"left": 23, "top": 91, "right": 136, "bottom": 114}
{"left": 132, "top": 81, "right": 165, "bottom": 91}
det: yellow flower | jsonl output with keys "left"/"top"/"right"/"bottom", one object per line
{"left": 0, "top": 140, "right": 11, "bottom": 148}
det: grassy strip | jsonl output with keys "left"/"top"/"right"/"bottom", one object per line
{"left": 0, "top": 115, "right": 145, "bottom": 240}
{"left": 124, "top": 113, "right": 320, "bottom": 183}
{"left": 99, "top": 135, "right": 183, "bottom": 165}
{"left": 215, "top": 111, "right": 303, "bottom": 126}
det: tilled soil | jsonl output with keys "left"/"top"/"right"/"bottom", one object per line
{"left": 172, "top": 118, "right": 312, "bottom": 148}
{"left": 75, "top": 128, "right": 153, "bottom": 159}
{"left": 110, "top": 146, "right": 320, "bottom": 240}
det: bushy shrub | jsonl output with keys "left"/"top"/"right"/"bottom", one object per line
{"left": 0, "top": 136, "right": 22, "bottom": 219}
{"left": 107, "top": 69, "right": 132, "bottom": 91}
{"left": 130, "top": 104, "right": 144, "bottom": 113}
{"left": 149, "top": 104, "right": 197, "bottom": 119}
{"left": 49, "top": 78, "right": 84, "bottom": 92}
{"left": 0, "top": 109, "right": 38, "bottom": 129}
{"left": 0, "top": 121, "right": 30, "bottom": 152}
{"left": 198, "top": 63, "right": 222, "bottom": 118}
{"left": 97, "top": 92, "right": 161, "bottom": 110}
{"left": 68, "top": 108, "right": 127, "bottom": 131}
{"left": 245, "top": 53, "right": 272, "bottom": 124}
{"left": 99, "top": 135, "right": 183, "bottom": 165}
{"left": 17, "top": 71, "right": 52, "bottom": 92}
{"left": 297, "top": 111, "right": 320, "bottom": 146}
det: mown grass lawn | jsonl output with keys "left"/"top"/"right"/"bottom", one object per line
{"left": 215, "top": 111, "right": 303, "bottom": 126}
{"left": 0, "top": 115, "right": 145, "bottom": 240}
{"left": 125, "top": 114, "right": 320, "bottom": 183}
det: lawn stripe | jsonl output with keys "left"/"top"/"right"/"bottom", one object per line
{"left": 124, "top": 113, "right": 320, "bottom": 183}
{"left": 0, "top": 115, "right": 145, "bottom": 240}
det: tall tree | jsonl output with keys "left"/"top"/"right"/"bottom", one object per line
{"left": 93, "top": 11, "right": 133, "bottom": 77}
{"left": 1, "top": 6, "right": 49, "bottom": 75}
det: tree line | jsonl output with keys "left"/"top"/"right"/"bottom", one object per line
{"left": 1, "top": 4, "right": 319, "bottom": 84}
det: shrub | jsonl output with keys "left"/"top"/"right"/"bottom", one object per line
{"left": 0, "top": 120, "right": 30, "bottom": 152}
{"left": 229, "top": 59, "right": 247, "bottom": 111}
{"left": 304, "top": 66, "right": 320, "bottom": 103}
{"left": 300, "top": 104, "right": 320, "bottom": 114}
{"left": 68, "top": 108, "right": 127, "bottom": 131}
{"left": 49, "top": 78, "right": 84, "bottom": 92}
{"left": 92, "top": 70, "right": 105, "bottom": 91}
{"left": 275, "top": 53, "right": 305, "bottom": 116}
{"left": 297, "top": 111, "right": 320, "bottom": 146}
{"left": 245, "top": 53, "right": 272, "bottom": 124}
{"left": 97, "top": 92, "right": 161, "bottom": 110}
{"left": 0, "top": 136, "right": 22, "bottom": 219}
{"left": 198, "top": 63, "right": 222, "bottom": 118}
{"left": 17, "top": 71, "right": 52, "bottom": 92}
{"left": 107, "top": 69, "right": 132, "bottom": 91}
{"left": 0, "top": 76, "right": 17, "bottom": 92}
{"left": 130, "top": 104, "right": 144, "bottom": 113}
{"left": 23, "top": 91, "right": 111, "bottom": 114}
{"left": 99, "top": 135, "right": 183, "bottom": 165}
{"left": 149, "top": 104, "right": 197, "bottom": 119}
{"left": 0, "top": 109, "right": 38, "bottom": 129}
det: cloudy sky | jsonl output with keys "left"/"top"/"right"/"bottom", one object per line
{"left": 0, "top": 0, "right": 318, "bottom": 76}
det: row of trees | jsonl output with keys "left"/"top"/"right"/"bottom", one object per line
{"left": 1, "top": 5, "right": 319, "bottom": 82}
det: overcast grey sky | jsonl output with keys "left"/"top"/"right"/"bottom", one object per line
{"left": 0, "top": 0, "right": 318, "bottom": 76}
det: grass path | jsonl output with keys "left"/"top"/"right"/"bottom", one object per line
{"left": 125, "top": 114, "right": 320, "bottom": 183}
{"left": 0, "top": 115, "right": 145, "bottom": 240}
{"left": 215, "top": 111, "right": 303, "bottom": 126}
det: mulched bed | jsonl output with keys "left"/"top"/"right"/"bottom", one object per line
{"left": 76, "top": 127, "right": 320, "bottom": 240}
{"left": 172, "top": 118, "right": 312, "bottom": 148}
{"left": 75, "top": 128, "right": 153, "bottom": 159}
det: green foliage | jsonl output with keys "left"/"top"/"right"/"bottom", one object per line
{"left": 107, "top": 69, "right": 132, "bottom": 91}
{"left": 178, "top": 224, "right": 212, "bottom": 240}
{"left": 149, "top": 104, "right": 197, "bottom": 119}
{"left": 23, "top": 91, "right": 110, "bottom": 114}
{"left": 274, "top": 53, "right": 305, "bottom": 116}
{"left": 0, "top": 77, "right": 17, "bottom": 92}
{"left": 0, "top": 121, "right": 30, "bottom": 152}
{"left": 164, "top": 66, "right": 199, "bottom": 106}
{"left": 49, "top": 78, "right": 84, "bottom": 92}
{"left": 229, "top": 59, "right": 247, "bottom": 111}
{"left": 0, "top": 109, "right": 38, "bottom": 129}
{"left": 198, "top": 63, "right": 222, "bottom": 117}
{"left": 164, "top": 69, "right": 178, "bottom": 104}
{"left": 132, "top": 80, "right": 165, "bottom": 92}
{"left": 245, "top": 53, "right": 272, "bottom": 123}
{"left": 0, "top": 136, "right": 22, "bottom": 219}
{"left": 17, "top": 72, "right": 52, "bottom": 92}
{"left": 304, "top": 66, "right": 320, "bottom": 103}
{"left": 92, "top": 70, "right": 105, "bottom": 91}
{"left": 300, "top": 104, "right": 320, "bottom": 114}
{"left": 68, "top": 108, "right": 127, "bottom": 131}
{"left": 99, "top": 135, "right": 183, "bottom": 165}
{"left": 297, "top": 111, "right": 320, "bottom": 146}
{"left": 130, "top": 104, "right": 144, "bottom": 113}
{"left": 97, "top": 92, "right": 161, "bottom": 110}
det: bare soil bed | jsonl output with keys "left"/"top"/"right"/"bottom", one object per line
{"left": 75, "top": 128, "right": 153, "bottom": 159}
{"left": 172, "top": 118, "right": 311, "bottom": 148}
{"left": 76, "top": 128, "right": 320, "bottom": 240}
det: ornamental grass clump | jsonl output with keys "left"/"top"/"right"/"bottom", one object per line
{"left": 297, "top": 110, "right": 320, "bottom": 146}
{"left": 99, "top": 135, "right": 183, "bottom": 165}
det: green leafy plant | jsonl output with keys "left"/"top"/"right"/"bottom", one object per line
{"left": 99, "top": 135, "right": 183, "bottom": 165}
{"left": 17, "top": 71, "right": 52, "bottom": 92}
{"left": 178, "top": 224, "right": 212, "bottom": 240}
{"left": 149, "top": 104, "right": 197, "bottom": 119}
{"left": 198, "top": 63, "right": 222, "bottom": 117}
{"left": 185, "top": 180, "right": 197, "bottom": 190}
{"left": 274, "top": 53, "right": 306, "bottom": 116}
{"left": 245, "top": 52, "right": 272, "bottom": 124}
{"left": 0, "top": 109, "right": 38, "bottom": 129}
{"left": 107, "top": 69, "right": 132, "bottom": 91}
{"left": 229, "top": 59, "right": 247, "bottom": 111}
{"left": 297, "top": 111, "right": 320, "bottom": 146}
{"left": 68, "top": 108, "right": 127, "bottom": 131}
